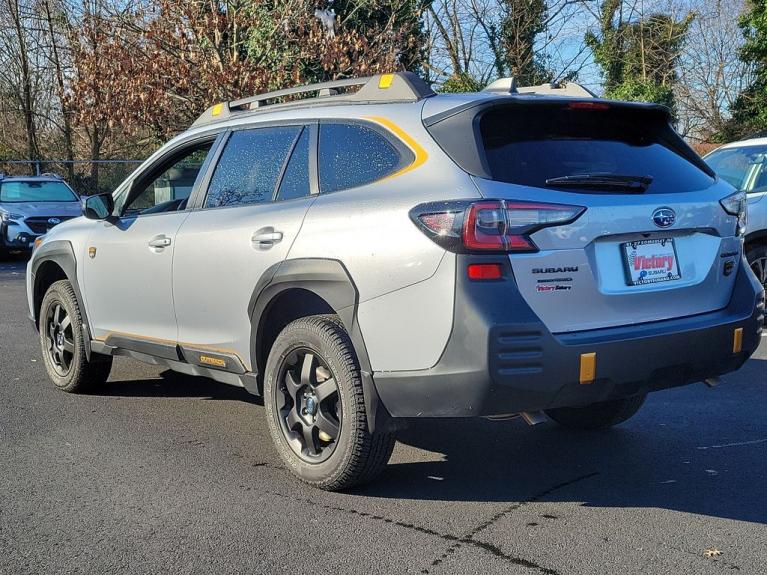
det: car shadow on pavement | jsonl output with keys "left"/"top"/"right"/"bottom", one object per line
{"left": 355, "top": 355, "right": 767, "bottom": 525}
{"left": 97, "top": 361, "right": 767, "bottom": 525}
{"left": 101, "top": 369, "right": 263, "bottom": 404}
{"left": 357, "top": 415, "right": 767, "bottom": 524}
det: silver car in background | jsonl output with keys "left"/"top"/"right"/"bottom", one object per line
{"left": 0, "top": 174, "right": 81, "bottom": 257}
{"left": 705, "top": 138, "right": 767, "bottom": 290}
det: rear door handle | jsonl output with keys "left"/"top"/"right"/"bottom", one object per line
{"left": 252, "top": 229, "right": 283, "bottom": 248}
{"left": 148, "top": 235, "right": 172, "bottom": 248}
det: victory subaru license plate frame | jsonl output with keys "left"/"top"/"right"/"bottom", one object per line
{"left": 622, "top": 238, "right": 681, "bottom": 286}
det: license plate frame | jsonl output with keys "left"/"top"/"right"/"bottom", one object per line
{"left": 621, "top": 238, "right": 681, "bottom": 286}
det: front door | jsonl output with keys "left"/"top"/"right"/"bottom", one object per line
{"left": 82, "top": 138, "right": 217, "bottom": 346}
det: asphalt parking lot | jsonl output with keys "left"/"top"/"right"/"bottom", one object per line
{"left": 2, "top": 256, "right": 766, "bottom": 575}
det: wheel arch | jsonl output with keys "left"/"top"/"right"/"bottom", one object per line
{"left": 745, "top": 229, "right": 767, "bottom": 254}
{"left": 31, "top": 241, "right": 93, "bottom": 359}
{"left": 249, "top": 258, "right": 394, "bottom": 432}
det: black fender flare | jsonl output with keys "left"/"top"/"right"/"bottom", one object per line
{"left": 248, "top": 258, "right": 395, "bottom": 432}
{"left": 31, "top": 240, "right": 93, "bottom": 359}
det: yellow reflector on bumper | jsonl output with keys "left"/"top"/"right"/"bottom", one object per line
{"left": 733, "top": 328, "right": 743, "bottom": 353}
{"left": 580, "top": 352, "right": 596, "bottom": 385}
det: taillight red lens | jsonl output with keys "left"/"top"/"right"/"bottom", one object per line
{"left": 411, "top": 199, "right": 585, "bottom": 254}
{"left": 462, "top": 201, "right": 506, "bottom": 249}
{"left": 467, "top": 263, "right": 503, "bottom": 280}
{"left": 462, "top": 200, "right": 584, "bottom": 252}
{"left": 418, "top": 212, "right": 459, "bottom": 236}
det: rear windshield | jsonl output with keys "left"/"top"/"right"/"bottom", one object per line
{"left": 479, "top": 105, "right": 714, "bottom": 193}
{"left": 0, "top": 181, "right": 77, "bottom": 203}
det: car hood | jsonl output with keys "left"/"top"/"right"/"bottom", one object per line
{"left": 1, "top": 201, "right": 81, "bottom": 218}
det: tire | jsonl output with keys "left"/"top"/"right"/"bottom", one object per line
{"left": 747, "top": 244, "right": 767, "bottom": 291}
{"left": 263, "top": 315, "right": 395, "bottom": 491}
{"left": 545, "top": 394, "right": 646, "bottom": 430}
{"left": 39, "top": 279, "right": 112, "bottom": 393}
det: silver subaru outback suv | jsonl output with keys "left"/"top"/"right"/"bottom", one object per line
{"left": 26, "top": 73, "right": 764, "bottom": 490}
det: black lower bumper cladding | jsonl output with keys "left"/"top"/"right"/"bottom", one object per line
{"left": 374, "top": 255, "right": 764, "bottom": 418}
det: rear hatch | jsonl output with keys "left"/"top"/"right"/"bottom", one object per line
{"left": 424, "top": 98, "right": 744, "bottom": 333}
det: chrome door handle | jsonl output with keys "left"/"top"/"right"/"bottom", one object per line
{"left": 252, "top": 230, "right": 283, "bottom": 247}
{"left": 148, "top": 235, "right": 172, "bottom": 248}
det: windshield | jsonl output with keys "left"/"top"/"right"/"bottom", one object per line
{"left": 0, "top": 181, "right": 78, "bottom": 203}
{"left": 705, "top": 145, "right": 767, "bottom": 192}
{"left": 479, "top": 105, "right": 714, "bottom": 194}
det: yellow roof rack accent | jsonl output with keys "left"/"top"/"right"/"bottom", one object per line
{"left": 192, "top": 72, "right": 434, "bottom": 128}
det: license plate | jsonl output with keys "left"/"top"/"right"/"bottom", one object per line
{"left": 622, "top": 238, "right": 681, "bottom": 286}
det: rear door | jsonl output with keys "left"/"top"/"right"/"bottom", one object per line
{"left": 467, "top": 102, "right": 741, "bottom": 333}
{"left": 172, "top": 123, "right": 315, "bottom": 370}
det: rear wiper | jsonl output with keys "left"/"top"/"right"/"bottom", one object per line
{"left": 545, "top": 174, "right": 653, "bottom": 193}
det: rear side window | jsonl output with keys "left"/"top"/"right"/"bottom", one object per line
{"left": 205, "top": 126, "right": 301, "bottom": 208}
{"left": 319, "top": 123, "right": 403, "bottom": 193}
{"left": 479, "top": 106, "right": 714, "bottom": 193}
{"left": 276, "top": 127, "right": 311, "bottom": 201}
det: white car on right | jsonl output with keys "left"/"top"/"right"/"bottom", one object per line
{"left": 706, "top": 136, "right": 767, "bottom": 290}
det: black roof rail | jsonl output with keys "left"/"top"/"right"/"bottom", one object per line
{"left": 192, "top": 72, "right": 435, "bottom": 128}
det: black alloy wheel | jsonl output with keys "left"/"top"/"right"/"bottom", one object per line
{"left": 45, "top": 301, "right": 75, "bottom": 376}
{"left": 275, "top": 348, "right": 342, "bottom": 463}
{"left": 750, "top": 254, "right": 767, "bottom": 290}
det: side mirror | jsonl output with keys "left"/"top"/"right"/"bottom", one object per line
{"left": 82, "top": 193, "right": 114, "bottom": 220}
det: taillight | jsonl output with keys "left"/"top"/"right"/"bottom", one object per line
{"left": 720, "top": 191, "right": 747, "bottom": 237}
{"left": 411, "top": 199, "right": 585, "bottom": 253}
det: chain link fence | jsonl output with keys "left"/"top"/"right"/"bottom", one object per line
{"left": 0, "top": 160, "right": 144, "bottom": 196}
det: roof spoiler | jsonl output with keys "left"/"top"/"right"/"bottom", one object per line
{"left": 193, "top": 72, "right": 435, "bottom": 128}
{"left": 483, "top": 77, "right": 597, "bottom": 98}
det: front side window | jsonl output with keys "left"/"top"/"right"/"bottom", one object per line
{"left": 706, "top": 145, "right": 767, "bottom": 192}
{"left": 319, "top": 123, "right": 404, "bottom": 193}
{"left": 0, "top": 181, "right": 77, "bottom": 203}
{"left": 122, "top": 143, "right": 213, "bottom": 216}
{"left": 205, "top": 126, "right": 302, "bottom": 208}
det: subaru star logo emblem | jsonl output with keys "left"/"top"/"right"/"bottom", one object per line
{"left": 47, "top": 217, "right": 61, "bottom": 225}
{"left": 652, "top": 207, "right": 675, "bottom": 228}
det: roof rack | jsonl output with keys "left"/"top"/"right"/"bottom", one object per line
{"left": 483, "top": 77, "right": 596, "bottom": 98}
{"left": 193, "top": 72, "right": 435, "bottom": 128}
{"left": 40, "top": 172, "right": 63, "bottom": 179}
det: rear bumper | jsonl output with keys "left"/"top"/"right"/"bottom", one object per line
{"left": 374, "top": 255, "right": 764, "bottom": 418}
